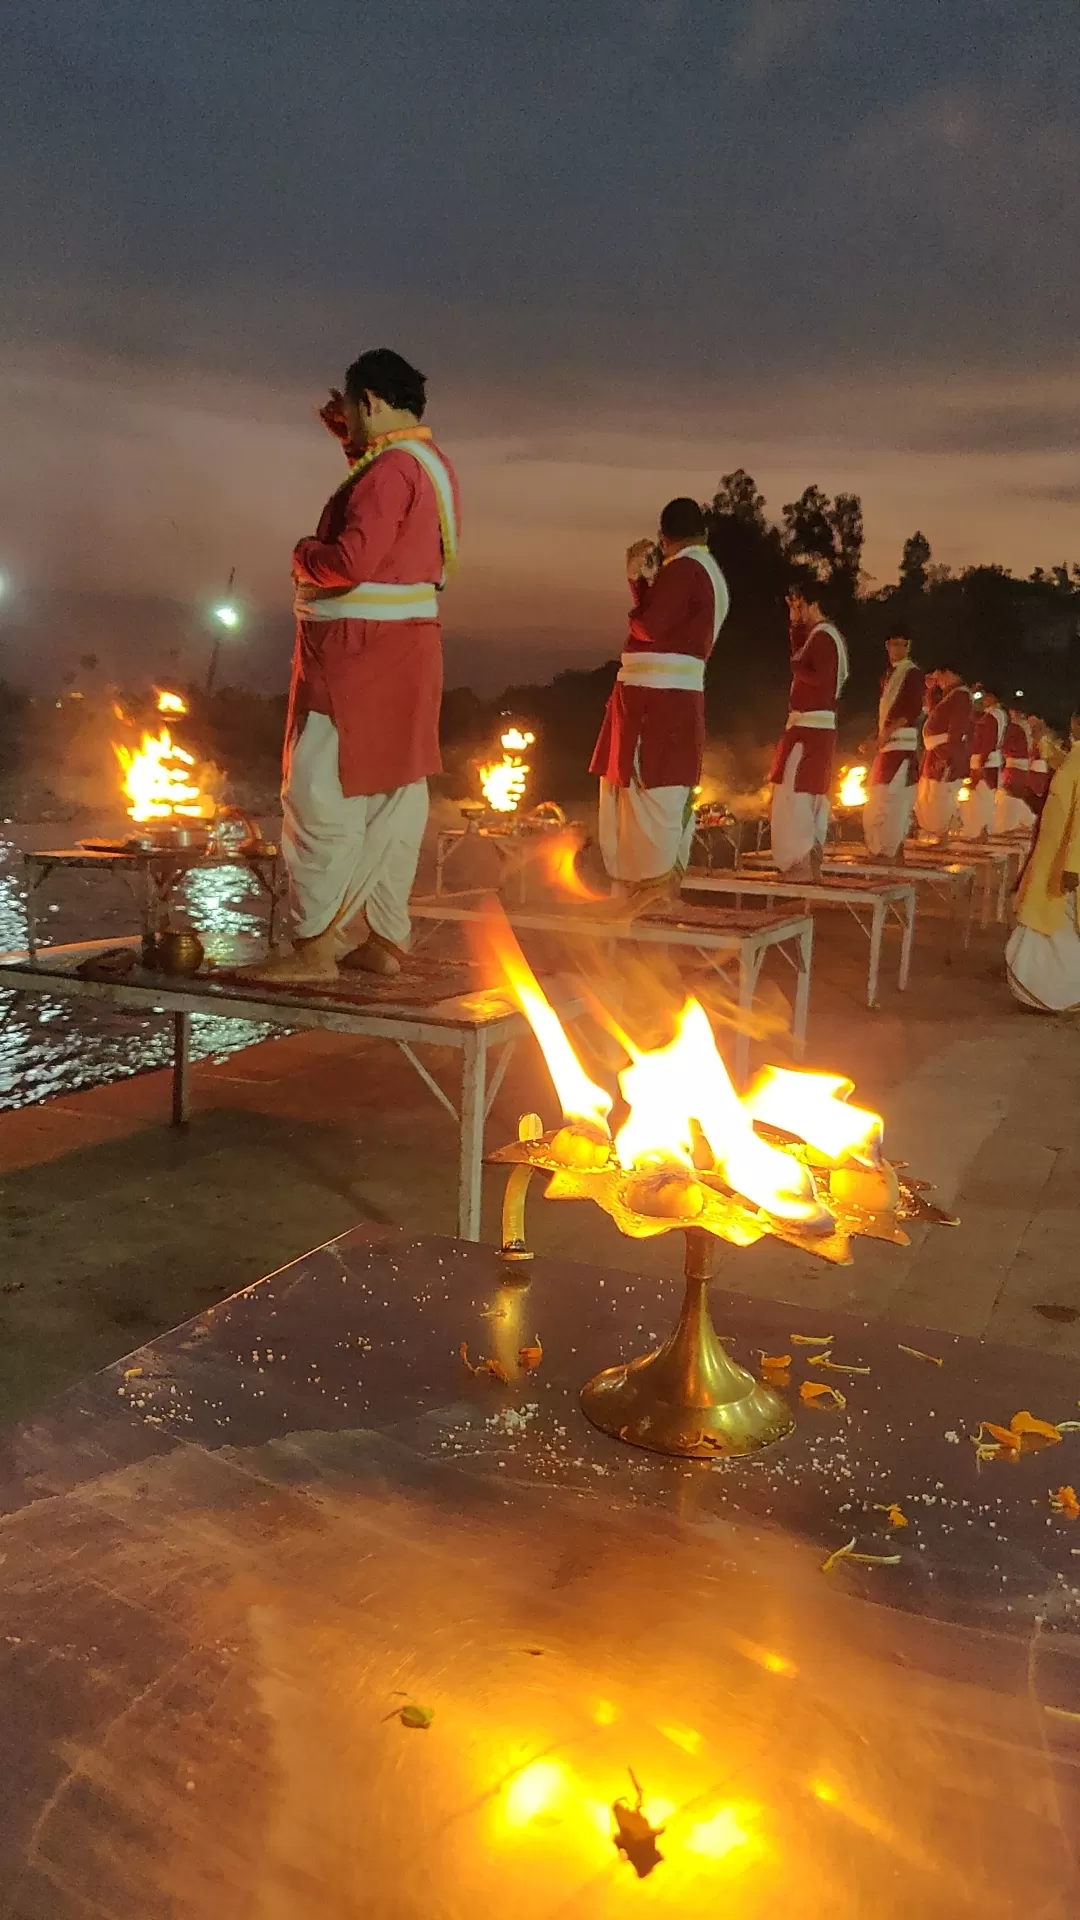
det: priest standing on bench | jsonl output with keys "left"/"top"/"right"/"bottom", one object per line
{"left": 259, "top": 348, "right": 460, "bottom": 983}
{"left": 590, "top": 497, "right": 728, "bottom": 912}
{"left": 769, "top": 584, "right": 849, "bottom": 879}
{"left": 862, "top": 629, "right": 924, "bottom": 861}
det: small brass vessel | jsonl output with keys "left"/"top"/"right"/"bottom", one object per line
{"left": 155, "top": 928, "right": 205, "bottom": 976}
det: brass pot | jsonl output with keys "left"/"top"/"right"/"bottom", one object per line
{"left": 155, "top": 928, "right": 205, "bottom": 976}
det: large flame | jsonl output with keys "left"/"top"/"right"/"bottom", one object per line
{"left": 483, "top": 910, "right": 612, "bottom": 1131}
{"left": 742, "top": 1067, "right": 882, "bottom": 1167}
{"left": 838, "top": 764, "right": 868, "bottom": 809}
{"left": 113, "top": 727, "right": 214, "bottom": 823}
{"left": 616, "top": 1001, "right": 827, "bottom": 1225}
{"left": 480, "top": 726, "right": 535, "bottom": 813}
{"left": 156, "top": 688, "right": 187, "bottom": 715}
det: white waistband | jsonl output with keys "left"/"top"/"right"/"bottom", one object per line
{"left": 922, "top": 730, "right": 948, "bottom": 750}
{"left": 618, "top": 651, "right": 705, "bottom": 691}
{"left": 787, "top": 709, "right": 835, "bottom": 730}
{"left": 884, "top": 726, "right": 919, "bottom": 751}
{"left": 295, "top": 580, "right": 440, "bottom": 622}
{"left": 1004, "top": 757, "right": 1030, "bottom": 770}
{"left": 985, "top": 750, "right": 1003, "bottom": 769}
{"left": 1030, "top": 759, "right": 1048, "bottom": 772}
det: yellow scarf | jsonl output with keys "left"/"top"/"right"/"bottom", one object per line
{"left": 340, "top": 426, "right": 457, "bottom": 576}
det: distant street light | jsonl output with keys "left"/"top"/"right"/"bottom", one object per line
{"left": 205, "top": 567, "right": 241, "bottom": 694}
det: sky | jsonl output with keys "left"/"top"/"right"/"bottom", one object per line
{"left": 0, "top": 0, "right": 1078, "bottom": 692}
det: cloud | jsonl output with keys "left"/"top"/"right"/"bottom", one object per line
{"left": 730, "top": 0, "right": 842, "bottom": 76}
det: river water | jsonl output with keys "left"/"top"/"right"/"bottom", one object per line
{"left": 0, "top": 823, "right": 285, "bottom": 1110}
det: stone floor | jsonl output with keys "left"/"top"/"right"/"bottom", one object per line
{"left": 2, "top": 899, "right": 1079, "bottom": 1429}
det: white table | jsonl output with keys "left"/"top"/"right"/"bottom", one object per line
{"left": 903, "top": 839, "right": 1024, "bottom": 924}
{"left": 411, "top": 896, "right": 814, "bottom": 1084}
{"left": 681, "top": 871, "right": 916, "bottom": 1008}
{"left": 0, "top": 938, "right": 583, "bottom": 1242}
{"left": 742, "top": 850, "right": 977, "bottom": 953}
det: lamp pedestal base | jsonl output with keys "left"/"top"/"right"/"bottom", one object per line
{"left": 580, "top": 1229, "right": 794, "bottom": 1459}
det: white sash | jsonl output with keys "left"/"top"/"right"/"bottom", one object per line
{"left": 669, "top": 545, "right": 729, "bottom": 644}
{"left": 618, "top": 651, "right": 705, "bottom": 692}
{"left": 786, "top": 708, "right": 836, "bottom": 730}
{"left": 878, "top": 657, "right": 919, "bottom": 736}
{"left": 298, "top": 436, "right": 458, "bottom": 623}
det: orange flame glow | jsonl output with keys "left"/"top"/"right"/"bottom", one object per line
{"left": 742, "top": 1067, "right": 882, "bottom": 1167}
{"left": 156, "top": 689, "right": 188, "bottom": 715}
{"left": 483, "top": 910, "right": 612, "bottom": 1132}
{"left": 479, "top": 726, "right": 535, "bottom": 813}
{"left": 616, "top": 1001, "right": 830, "bottom": 1225}
{"left": 838, "top": 764, "right": 868, "bottom": 808}
{"left": 113, "top": 727, "right": 215, "bottom": 823}
{"left": 533, "top": 828, "right": 606, "bottom": 903}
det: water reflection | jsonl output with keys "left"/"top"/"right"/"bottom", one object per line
{"left": 0, "top": 825, "right": 286, "bottom": 1111}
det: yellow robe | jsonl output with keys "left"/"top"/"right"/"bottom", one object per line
{"left": 1013, "top": 741, "right": 1080, "bottom": 937}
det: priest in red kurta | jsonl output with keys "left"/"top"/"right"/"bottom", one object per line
{"left": 769, "top": 586, "right": 849, "bottom": 878}
{"left": 590, "top": 497, "right": 728, "bottom": 909}
{"left": 957, "top": 688, "right": 1005, "bottom": 840}
{"left": 995, "top": 706, "right": 1036, "bottom": 835}
{"left": 914, "top": 668, "right": 973, "bottom": 842}
{"left": 861, "top": 631, "right": 925, "bottom": 859}
{"left": 263, "top": 349, "right": 460, "bottom": 981}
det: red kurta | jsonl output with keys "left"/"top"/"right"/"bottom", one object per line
{"left": 1001, "top": 717, "right": 1033, "bottom": 797}
{"left": 970, "top": 705, "right": 1005, "bottom": 790}
{"left": 287, "top": 440, "right": 461, "bottom": 799}
{"left": 589, "top": 550, "right": 726, "bottom": 788}
{"left": 869, "top": 658, "right": 925, "bottom": 789}
{"left": 920, "top": 684, "right": 973, "bottom": 782}
{"left": 769, "top": 618, "right": 849, "bottom": 794}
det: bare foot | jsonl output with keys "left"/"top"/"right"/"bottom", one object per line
{"left": 238, "top": 935, "right": 339, "bottom": 984}
{"left": 341, "top": 934, "right": 404, "bottom": 977}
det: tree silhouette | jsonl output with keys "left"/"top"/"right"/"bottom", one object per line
{"left": 899, "top": 531, "right": 932, "bottom": 594}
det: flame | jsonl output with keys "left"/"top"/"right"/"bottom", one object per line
{"left": 482, "top": 911, "right": 612, "bottom": 1131}
{"left": 838, "top": 763, "right": 868, "bottom": 808}
{"left": 479, "top": 726, "right": 536, "bottom": 813}
{"left": 534, "top": 828, "right": 606, "bottom": 902}
{"left": 613, "top": 1002, "right": 827, "bottom": 1224}
{"left": 957, "top": 780, "right": 971, "bottom": 804}
{"left": 742, "top": 1067, "right": 882, "bottom": 1166}
{"left": 113, "top": 726, "right": 214, "bottom": 823}
{"left": 156, "top": 689, "right": 187, "bottom": 715}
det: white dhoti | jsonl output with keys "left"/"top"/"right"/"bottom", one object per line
{"left": 863, "top": 764, "right": 916, "bottom": 858}
{"left": 598, "top": 772, "right": 694, "bottom": 884}
{"left": 1006, "top": 920, "right": 1080, "bottom": 1013}
{"left": 914, "top": 775, "right": 960, "bottom": 838}
{"left": 957, "top": 781, "right": 995, "bottom": 840}
{"left": 770, "top": 744, "right": 830, "bottom": 872}
{"left": 995, "top": 788, "right": 1034, "bottom": 837}
{"left": 282, "top": 712, "right": 428, "bottom": 947}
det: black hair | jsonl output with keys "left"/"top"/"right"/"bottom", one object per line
{"left": 885, "top": 626, "right": 911, "bottom": 645}
{"left": 344, "top": 348, "right": 427, "bottom": 418}
{"left": 659, "top": 497, "right": 707, "bottom": 542}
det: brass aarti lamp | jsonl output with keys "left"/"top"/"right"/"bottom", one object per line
{"left": 491, "top": 1108, "right": 954, "bottom": 1463}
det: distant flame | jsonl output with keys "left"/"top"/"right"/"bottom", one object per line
{"left": 743, "top": 1067, "right": 882, "bottom": 1167}
{"left": 156, "top": 689, "right": 187, "bottom": 715}
{"left": 957, "top": 781, "right": 971, "bottom": 804}
{"left": 114, "top": 727, "right": 215, "bottom": 823}
{"left": 480, "top": 726, "right": 535, "bottom": 813}
{"left": 838, "top": 764, "right": 868, "bottom": 808}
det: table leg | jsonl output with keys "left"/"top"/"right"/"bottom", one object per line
{"left": 963, "top": 873, "right": 975, "bottom": 950}
{"left": 25, "top": 876, "right": 38, "bottom": 958}
{"left": 793, "top": 925, "right": 813, "bottom": 1057}
{"left": 435, "top": 835, "right": 447, "bottom": 898}
{"left": 867, "top": 903, "right": 884, "bottom": 1008}
{"left": 458, "top": 1028, "right": 489, "bottom": 1241}
{"left": 898, "top": 893, "right": 915, "bottom": 990}
{"left": 735, "top": 948, "right": 754, "bottom": 1085}
{"left": 172, "top": 1010, "right": 191, "bottom": 1127}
